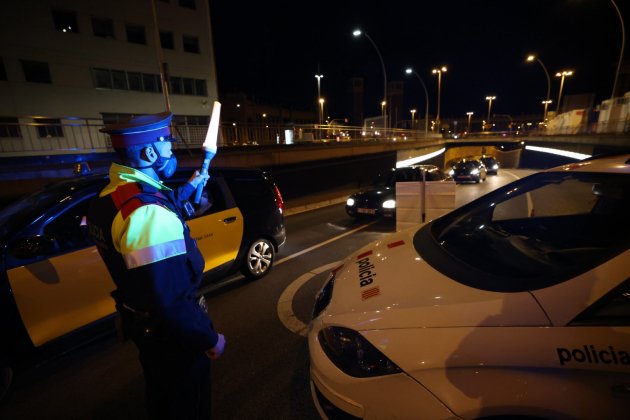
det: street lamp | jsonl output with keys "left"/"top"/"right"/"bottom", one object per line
{"left": 555, "top": 70, "right": 573, "bottom": 113}
{"left": 410, "top": 109, "right": 416, "bottom": 130}
{"left": 485, "top": 96, "right": 496, "bottom": 129}
{"left": 353, "top": 29, "right": 388, "bottom": 130}
{"left": 381, "top": 101, "right": 386, "bottom": 127}
{"left": 318, "top": 98, "right": 325, "bottom": 139}
{"left": 526, "top": 54, "right": 551, "bottom": 121}
{"left": 432, "top": 66, "right": 447, "bottom": 131}
{"left": 315, "top": 74, "right": 324, "bottom": 127}
{"left": 404, "top": 67, "right": 429, "bottom": 137}
{"left": 541, "top": 100, "right": 553, "bottom": 124}
{"left": 610, "top": 0, "right": 625, "bottom": 100}
{"left": 466, "top": 111, "right": 473, "bottom": 132}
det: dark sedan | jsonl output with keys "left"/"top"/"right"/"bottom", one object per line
{"left": 448, "top": 158, "right": 487, "bottom": 183}
{"left": 345, "top": 165, "right": 448, "bottom": 219}
{"left": 479, "top": 155, "right": 499, "bottom": 175}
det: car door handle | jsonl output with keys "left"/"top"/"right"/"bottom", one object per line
{"left": 222, "top": 216, "right": 237, "bottom": 224}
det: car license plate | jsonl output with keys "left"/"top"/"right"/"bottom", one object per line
{"left": 358, "top": 208, "right": 376, "bottom": 215}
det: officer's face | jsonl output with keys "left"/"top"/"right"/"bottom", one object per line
{"left": 154, "top": 141, "right": 173, "bottom": 158}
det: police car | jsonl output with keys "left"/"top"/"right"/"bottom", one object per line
{"left": 0, "top": 167, "right": 285, "bottom": 399}
{"left": 309, "top": 154, "right": 630, "bottom": 419}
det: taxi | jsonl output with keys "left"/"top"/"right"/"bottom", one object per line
{"left": 309, "top": 154, "right": 630, "bottom": 419}
{"left": 0, "top": 167, "right": 285, "bottom": 399}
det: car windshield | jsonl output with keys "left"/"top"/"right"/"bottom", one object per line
{"left": 418, "top": 171, "right": 630, "bottom": 291}
{"left": 0, "top": 176, "right": 105, "bottom": 242}
{"left": 456, "top": 161, "right": 478, "bottom": 170}
{"left": 370, "top": 170, "right": 396, "bottom": 188}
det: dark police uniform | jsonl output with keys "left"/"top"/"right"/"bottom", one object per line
{"left": 88, "top": 113, "right": 218, "bottom": 419}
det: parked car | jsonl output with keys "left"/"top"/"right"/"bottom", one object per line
{"left": 0, "top": 166, "right": 285, "bottom": 399}
{"left": 479, "top": 155, "right": 499, "bottom": 175}
{"left": 448, "top": 157, "right": 487, "bottom": 183}
{"left": 345, "top": 165, "right": 449, "bottom": 219}
{"left": 309, "top": 154, "right": 630, "bottom": 419}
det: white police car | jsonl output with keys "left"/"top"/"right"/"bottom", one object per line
{"left": 309, "top": 154, "right": 630, "bottom": 419}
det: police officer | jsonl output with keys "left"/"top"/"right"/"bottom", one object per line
{"left": 88, "top": 112, "right": 225, "bottom": 419}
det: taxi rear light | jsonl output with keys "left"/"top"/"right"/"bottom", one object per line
{"left": 273, "top": 185, "right": 284, "bottom": 213}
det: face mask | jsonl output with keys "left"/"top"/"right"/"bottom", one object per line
{"left": 152, "top": 142, "right": 177, "bottom": 178}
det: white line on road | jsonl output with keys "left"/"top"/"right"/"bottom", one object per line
{"left": 277, "top": 261, "right": 341, "bottom": 337}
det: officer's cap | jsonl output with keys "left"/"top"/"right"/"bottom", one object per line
{"left": 100, "top": 112, "right": 174, "bottom": 148}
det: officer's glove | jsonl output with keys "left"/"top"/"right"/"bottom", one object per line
{"left": 206, "top": 333, "right": 226, "bottom": 359}
{"left": 188, "top": 170, "right": 210, "bottom": 189}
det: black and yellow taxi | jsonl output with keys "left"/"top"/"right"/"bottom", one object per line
{"left": 0, "top": 167, "right": 285, "bottom": 398}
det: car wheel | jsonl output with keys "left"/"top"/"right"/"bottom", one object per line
{"left": 0, "top": 365, "right": 12, "bottom": 402}
{"left": 240, "top": 238, "right": 274, "bottom": 280}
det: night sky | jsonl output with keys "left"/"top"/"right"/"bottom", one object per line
{"left": 209, "top": 0, "right": 627, "bottom": 122}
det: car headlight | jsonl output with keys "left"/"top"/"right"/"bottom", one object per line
{"left": 319, "top": 326, "right": 402, "bottom": 377}
{"left": 448, "top": 168, "right": 454, "bottom": 176}
{"left": 470, "top": 168, "right": 479, "bottom": 175}
{"left": 312, "top": 274, "right": 335, "bottom": 319}
{"left": 382, "top": 199, "right": 395, "bottom": 209}
{"left": 492, "top": 164, "right": 499, "bottom": 170}
{"left": 346, "top": 197, "right": 355, "bottom": 206}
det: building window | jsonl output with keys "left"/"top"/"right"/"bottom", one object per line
{"left": 160, "top": 30, "right": 175, "bottom": 49}
{"left": 101, "top": 113, "right": 135, "bottom": 125}
{"left": 52, "top": 9, "right": 79, "bottom": 33}
{"left": 126, "top": 24, "right": 146, "bottom": 45}
{"left": 128, "top": 72, "right": 142, "bottom": 91}
{"left": 92, "top": 17, "right": 115, "bottom": 39}
{"left": 178, "top": 0, "right": 196, "bottom": 9}
{"left": 183, "top": 36, "right": 200, "bottom": 53}
{"left": 0, "top": 117, "right": 22, "bottom": 138}
{"left": 0, "top": 57, "right": 6, "bottom": 80}
{"left": 170, "top": 77, "right": 182, "bottom": 94}
{"left": 35, "top": 118, "right": 63, "bottom": 138}
{"left": 142, "top": 73, "right": 159, "bottom": 92}
{"left": 183, "top": 78, "right": 194, "bottom": 95}
{"left": 111, "top": 70, "right": 128, "bottom": 90}
{"left": 93, "top": 68, "right": 111, "bottom": 88}
{"left": 21, "top": 60, "right": 52, "bottom": 84}
{"left": 195, "top": 79, "right": 207, "bottom": 96}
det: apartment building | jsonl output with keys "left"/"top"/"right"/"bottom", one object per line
{"left": 0, "top": 0, "right": 218, "bottom": 154}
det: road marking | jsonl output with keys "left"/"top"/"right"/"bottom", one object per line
{"left": 277, "top": 261, "right": 341, "bottom": 337}
{"left": 274, "top": 221, "right": 375, "bottom": 266}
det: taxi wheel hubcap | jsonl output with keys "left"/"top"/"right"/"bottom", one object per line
{"left": 243, "top": 239, "right": 274, "bottom": 279}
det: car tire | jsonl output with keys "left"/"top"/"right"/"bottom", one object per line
{"left": 240, "top": 238, "right": 274, "bottom": 280}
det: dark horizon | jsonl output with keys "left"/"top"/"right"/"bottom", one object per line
{"left": 210, "top": 0, "right": 627, "bottom": 122}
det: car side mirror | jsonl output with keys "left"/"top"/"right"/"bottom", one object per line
{"left": 10, "top": 235, "right": 60, "bottom": 259}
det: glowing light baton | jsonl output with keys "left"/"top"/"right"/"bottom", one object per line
{"left": 194, "top": 101, "right": 221, "bottom": 204}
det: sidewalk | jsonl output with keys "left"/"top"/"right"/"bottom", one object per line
{"left": 283, "top": 186, "right": 356, "bottom": 216}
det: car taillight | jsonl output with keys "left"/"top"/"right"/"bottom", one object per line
{"left": 273, "top": 185, "right": 284, "bottom": 213}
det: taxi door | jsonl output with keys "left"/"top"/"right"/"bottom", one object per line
{"left": 186, "top": 176, "right": 243, "bottom": 273}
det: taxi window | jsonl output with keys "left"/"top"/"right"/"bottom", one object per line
{"left": 571, "top": 279, "right": 630, "bottom": 326}
{"left": 43, "top": 196, "right": 94, "bottom": 253}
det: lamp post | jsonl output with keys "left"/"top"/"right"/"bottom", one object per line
{"left": 404, "top": 67, "right": 429, "bottom": 137}
{"left": 353, "top": 29, "right": 388, "bottom": 130}
{"left": 610, "top": 0, "right": 625, "bottom": 99}
{"left": 526, "top": 54, "right": 551, "bottom": 121}
{"left": 485, "top": 96, "right": 496, "bottom": 129}
{"left": 466, "top": 111, "right": 473, "bottom": 133}
{"left": 318, "top": 98, "right": 325, "bottom": 140}
{"left": 555, "top": 70, "right": 573, "bottom": 113}
{"left": 541, "top": 100, "right": 553, "bottom": 124}
{"left": 381, "top": 101, "right": 386, "bottom": 128}
{"left": 410, "top": 109, "right": 416, "bottom": 130}
{"left": 432, "top": 66, "right": 447, "bottom": 132}
{"left": 315, "top": 73, "right": 324, "bottom": 128}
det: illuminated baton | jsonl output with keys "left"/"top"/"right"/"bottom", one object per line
{"left": 194, "top": 101, "right": 221, "bottom": 204}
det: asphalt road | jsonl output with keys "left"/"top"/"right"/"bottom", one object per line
{"left": 0, "top": 170, "right": 531, "bottom": 419}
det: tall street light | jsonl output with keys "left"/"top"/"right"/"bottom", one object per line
{"left": 315, "top": 73, "right": 324, "bottom": 127}
{"left": 485, "top": 96, "right": 496, "bottom": 129}
{"left": 353, "top": 29, "right": 388, "bottom": 130}
{"left": 610, "top": 0, "right": 625, "bottom": 99}
{"left": 555, "top": 70, "right": 573, "bottom": 113}
{"left": 466, "top": 111, "right": 473, "bottom": 132}
{"left": 404, "top": 67, "right": 429, "bottom": 137}
{"left": 541, "top": 100, "right": 553, "bottom": 124}
{"left": 526, "top": 54, "right": 551, "bottom": 122}
{"left": 410, "top": 109, "right": 416, "bottom": 130}
{"left": 432, "top": 66, "right": 447, "bottom": 131}
{"left": 318, "top": 98, "right": 325, "bottom": 140}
